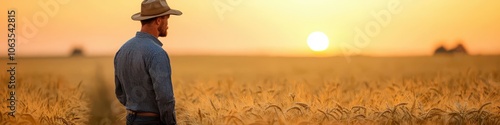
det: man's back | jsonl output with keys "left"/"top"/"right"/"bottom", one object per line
{"left": 115, "top": 32, "right": 176, "bottom": 124}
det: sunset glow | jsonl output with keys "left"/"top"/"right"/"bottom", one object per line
{"left": 0, "top": 0, "right": 499, "bottom": 57}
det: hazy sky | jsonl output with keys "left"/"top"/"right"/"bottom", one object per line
{"left": 1, "top": 0, "right": 499, "bottom": 57}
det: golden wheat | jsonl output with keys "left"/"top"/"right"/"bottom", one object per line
{"left": 0, "top": 56, "right": 499, "bottom": 124}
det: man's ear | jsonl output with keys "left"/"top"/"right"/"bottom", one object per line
{"left": 155, "top": 17, "right": 164, "bottom": 25}
{"left": 155, "top": 18, "right": 161, "bottom": 25}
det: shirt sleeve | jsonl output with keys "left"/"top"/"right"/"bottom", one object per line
{"left": 114, "top": 58, "right": 127, "bottom": 106}
{"left": 149, "top": 51, "right": 177, "bottom": 125}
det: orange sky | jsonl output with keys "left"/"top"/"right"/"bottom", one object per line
{"left": 1, "top": 0, "right": 499, "bottom": 57}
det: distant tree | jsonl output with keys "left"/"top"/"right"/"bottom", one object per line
{"left": 449, "top": 43, "right": 467, "bottom": 54}
{"left": 433, "top": 40, "right": 468, "bottom": 55}
{"left": 434, "top": 45, "right": 449, "bottom": 55}
{"left": 71, "top": 47, "right": 84, "bottom": 57}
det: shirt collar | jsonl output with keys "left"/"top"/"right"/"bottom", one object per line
{"left": 136, "top": 32, "right": 163, "bottom": 46}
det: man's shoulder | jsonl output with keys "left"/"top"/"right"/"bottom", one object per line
{"left": 122, "top": 39, "right": 167, "bottom": 59}
{"left": 123, "top": 37, "right": 164, "bottom": 50}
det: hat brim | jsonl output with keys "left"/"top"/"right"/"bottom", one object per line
{"left": 131, "top": 9, "right": 182, "bottom": 21}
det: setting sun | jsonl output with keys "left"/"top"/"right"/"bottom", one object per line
{"left": 307, "top": 32, "right": 329, "bottom": 52}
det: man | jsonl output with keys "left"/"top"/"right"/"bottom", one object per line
{"left": 114, "top": 0, "right": 182, "bottom": 124}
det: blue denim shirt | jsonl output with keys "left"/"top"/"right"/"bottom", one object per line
{"left": 114, "top": 32, "right": 176, "bottom": 124}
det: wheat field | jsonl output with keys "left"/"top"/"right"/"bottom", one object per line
{"left": 1, "top": 56, "right": 499, "bottom": 124}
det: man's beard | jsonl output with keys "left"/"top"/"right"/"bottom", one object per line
{"left": 158, "top": 22, "right": 167, "bottom": 37}
{"left": 158, "top": 27, "right": 167, "bottom": 37}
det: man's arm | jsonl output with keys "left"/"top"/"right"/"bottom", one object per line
{"left": 149, "top": 51, "right": 176, "bottom": 125}
{"left": 114, "top": 57, "right": 127, "bottom": 106}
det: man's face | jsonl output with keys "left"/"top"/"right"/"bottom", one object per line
{"left": 158, "top": 15, "right": 170, "bottom": 37}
